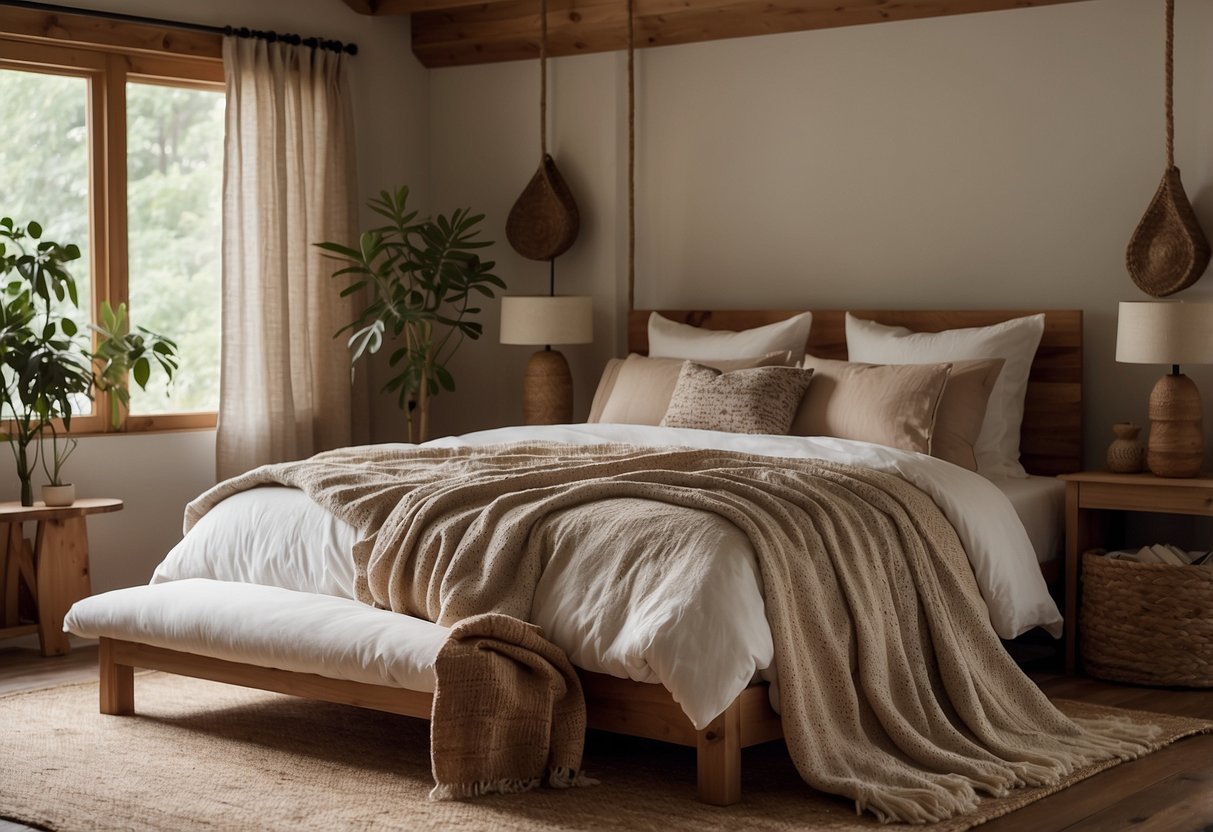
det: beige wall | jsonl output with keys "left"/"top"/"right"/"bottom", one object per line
{"left": 0, "top": 0, "right": 428, "bottom": 595}
{"left": 426, "top": 0, "right": 1213, "bottom": 474}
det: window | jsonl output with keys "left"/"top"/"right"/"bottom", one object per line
{"left": 0, "top": 37, "right": 223, "bottom": 432}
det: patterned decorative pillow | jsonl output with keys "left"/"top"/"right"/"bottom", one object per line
{"left": 660, "top": 363, "right": 815, "bottom": 435}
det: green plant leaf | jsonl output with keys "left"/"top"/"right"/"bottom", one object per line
{"left": 132, "top": 357, "right": 150, "bottom": 389}
{"left": 434, "top": 364, "right": 455, "bottom": 392}
{"left": 315, "top": 241, "right": 362, "bottom": 260}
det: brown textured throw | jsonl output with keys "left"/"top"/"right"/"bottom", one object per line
{"left": 429, "top": 613, "right": 591, "bottom": 799}
{"left": 188, "top": 443, "right": 1161, "bottom": 822}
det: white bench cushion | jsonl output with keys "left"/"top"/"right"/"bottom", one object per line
{"left": 64, "top": 579, "right": 447, "bottom": 693}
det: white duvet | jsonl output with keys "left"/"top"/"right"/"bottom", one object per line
{"left": 153, "top": 423, "right": 1062, "bottom": 729}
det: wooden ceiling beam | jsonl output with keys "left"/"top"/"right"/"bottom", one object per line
{"left": 378, "top": 0, "right": 514, "bottom": 12}
{"left": 409, "top": 0, "right": 1098, "bottom": 68}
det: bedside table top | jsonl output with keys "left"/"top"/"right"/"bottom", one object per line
{"left": 1058, "top": 471, "right": 1213, "bottom": 488}
{"left": 0, "top": 498, "right": 123, "bottom": 522}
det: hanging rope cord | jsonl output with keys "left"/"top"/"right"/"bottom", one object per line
{"left": 540, "top": 0, "right": 548, "bottom": 159}
{"left": 537, "top": 0, "right": 634, "bottom": 305}
{"left": 1165, "top": 0, "right": 1175, "bottom": 168}
{"left": 627, "top": 0, "right": 636, "bottom": 311}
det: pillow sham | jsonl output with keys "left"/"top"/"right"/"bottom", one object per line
{"left": 844, "top": 313, "right": 1045, "bottom": 478}
{"left": 792, "top": 357, "right": 950, "bottom": 454}
{"left": 588, "top": 352, "right": 794, "bottom": 425}
{"left": 648, "top": 312, "right": 813, "bottom": 362}
{"left": 660, "top": 363, "right": 815, "bottom": 435}
{"left": 931, "top": 358, "right": 1005, "bottom": 471}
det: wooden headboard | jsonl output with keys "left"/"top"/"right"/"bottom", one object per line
{"left": 628, "top": 309, "right": 1083, "bottom": 477}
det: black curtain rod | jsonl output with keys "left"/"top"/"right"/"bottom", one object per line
{"left": 0, "top": 1, "right": 359, "bottom": 55}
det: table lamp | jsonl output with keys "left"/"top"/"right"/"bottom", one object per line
{"left": 1116, "top": 301, "right": 1213, "bottom": 478}
{"left": 500, "top": 295, "right": 593, "bottom": 425}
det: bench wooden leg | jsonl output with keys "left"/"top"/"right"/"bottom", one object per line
{"left": 99, "top": 638, "right": 134, "bottom": 715}
{"left": 696, "top": 697, "right": 741, "bottom": 805}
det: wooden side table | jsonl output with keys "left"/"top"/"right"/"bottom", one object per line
{"left": 0, "top": 498, "right": 123, "bottom": 656}
{"left": 1058, "top": 471, "right": 1213, "bottom": 674}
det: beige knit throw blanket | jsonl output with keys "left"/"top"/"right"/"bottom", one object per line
{"left": 187, "top": 442, "right": 1160, "bottom": 823}
{"left": 429, "top": 612, "right": 589, "bottom": 800}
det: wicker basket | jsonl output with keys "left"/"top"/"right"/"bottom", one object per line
{"left": 1081, "top": 551, "right": 1213, "bottom": 687}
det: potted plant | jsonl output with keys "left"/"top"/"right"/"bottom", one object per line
{"left": 318, "top": 187, "right": 504, "bottom": 443}
{"left": 0, "top": 217, "right": 180, "bottom": 506}
{"left": 38, "top": 424, "right": 77, "bottom": 507}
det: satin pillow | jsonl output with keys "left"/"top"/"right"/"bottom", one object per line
{"left": 930, "top": 359, "right": 1005, "bottom": 471}
{"left": 792, "top": 357, "right": 950, "bottom": 454}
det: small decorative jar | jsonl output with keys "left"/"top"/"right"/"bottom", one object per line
{"left": 1106, "top": 422, "right": 1146, "bottom": 473}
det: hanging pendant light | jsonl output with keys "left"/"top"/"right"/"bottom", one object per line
{"left": 506, "top": 0, "right": 580, "bottom": 261}
{"left": 1125, "top": 0, "right": 1209, "bottom": 296}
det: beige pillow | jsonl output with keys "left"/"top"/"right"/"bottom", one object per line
{"left": 588, "top": 352, "right": 794, "bottom": 425}
{"left": 792, "top": 357, "right": 951, "bottom": 454}
{"left": 930, "top": 359, "right": 1005, "bottom": 471}
{"left": 660, "top": 364, "right": 815, "bottom": 435}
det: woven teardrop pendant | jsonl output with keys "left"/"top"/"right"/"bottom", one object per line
{"left": 506, "top": 154, "right": 580, "bottom": 261}
{"left": 1126, "top": 166, "right": 1210, "bottom": 297}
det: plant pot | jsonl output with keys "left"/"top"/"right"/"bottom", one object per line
{"left": 41, "top": 483, "right": 76, "bottom": 507}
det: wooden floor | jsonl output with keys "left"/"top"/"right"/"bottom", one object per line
{"left": 1, "top": 644, "right": 1210, "bottom": 831}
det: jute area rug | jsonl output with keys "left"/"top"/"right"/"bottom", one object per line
{"left": 2, "top": 673, "right": 1209, "bottom": 832}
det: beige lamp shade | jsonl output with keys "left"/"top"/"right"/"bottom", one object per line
{"left": 1116, "top": 301, "right": 1213, "bottom": 478}
{"left": 500, "top": 295, "right": 593, "bottom": 346}
{"left": 1116, "top": 302, "right": 1213, "bottom": 365}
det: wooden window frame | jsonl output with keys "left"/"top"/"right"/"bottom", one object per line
{"left": 0, "top": 16, "right": 223, "bottom": 434}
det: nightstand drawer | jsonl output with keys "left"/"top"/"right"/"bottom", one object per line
{"left": 1080, "top": 481, "right": 1213, "bottom": 516}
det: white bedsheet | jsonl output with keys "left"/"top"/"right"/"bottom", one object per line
{"left": 990, "top": 475, "right": 1066, "bottom": 564}
{"left": 153, "top": 424, "right": 1061, "bottom": 729}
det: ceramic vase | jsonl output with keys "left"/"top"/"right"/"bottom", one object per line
{"left": 1106, "top": 422, "right": 1146, "bottom": 473}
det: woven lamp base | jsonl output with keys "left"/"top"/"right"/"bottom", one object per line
{"left": 522, "top": 349, "right": 573, "bottom": 426}
{"left": 1147, "top": 372, "right": 1203, "bottom": 478}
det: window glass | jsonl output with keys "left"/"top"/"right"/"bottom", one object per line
{"left": 0, "top": 65, "right": 93, "bottom": 413}
{"left": 125, "top": 80, "right": 223, "bottom": 414}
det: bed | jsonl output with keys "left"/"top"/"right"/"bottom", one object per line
{"left": 69, "top": 308, "right": 1084, "bottom": 810}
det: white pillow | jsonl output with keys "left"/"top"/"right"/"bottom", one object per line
{"left": 844, "top": 313, "right": 1045, "bottom": 478}
{"left": 648, "top": 312, "right": 813, "bottom": 361}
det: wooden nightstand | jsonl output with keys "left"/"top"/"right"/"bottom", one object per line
{"left": 0, "top": 498, "right": 123, "bottom": 656}
{"left": 1058, "top": 471, "right": 1213, "bottom": 674}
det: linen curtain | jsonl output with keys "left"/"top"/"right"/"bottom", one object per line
{"left": 217, "top": 36, "right": 368, "bottom": 480}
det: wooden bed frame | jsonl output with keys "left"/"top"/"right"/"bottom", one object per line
{"left": 97, "top": 308, "right": 1082, "bottom": 807}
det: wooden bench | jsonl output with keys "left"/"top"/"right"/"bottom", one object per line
{"left": 65, "top": 578, "right": 783, "bottom": 805}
